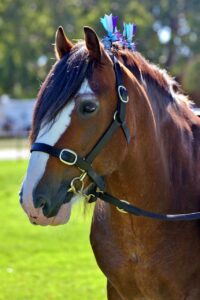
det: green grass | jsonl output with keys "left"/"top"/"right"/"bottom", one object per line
{"left": 0, "top": 160, "right": 106, "bottom": 300}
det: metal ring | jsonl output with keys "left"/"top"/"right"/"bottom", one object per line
{"left": 113, "top": 111, "right": 118, "bottom": 121}
{"left": 118, "top": 85, "right": 129, "bottom": 103}
{"left": 113, "top": 111, "right": 122, "bottom": 124}
{"left": 70, "top": 176, "right": 84, "bottom": 194}
{"left": 116, "top": 200, "right": 130, "bottom": 214}
{"left": 59, "top": 149, "right": 78, "bottom": 165}
{"left": 84, "top": 193, "right": 96, "bottom": 202}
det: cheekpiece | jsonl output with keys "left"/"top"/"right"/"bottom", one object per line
{"left": 100, "top": 14, "right": 136, "bottom": 51}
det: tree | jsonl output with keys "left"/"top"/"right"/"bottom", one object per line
{"left": 0, "top": 0, "right": 200, "bottom": 102}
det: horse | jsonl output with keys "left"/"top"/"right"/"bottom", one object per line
{"left": 20, "top": 25, "right": 200, "bottom": 299}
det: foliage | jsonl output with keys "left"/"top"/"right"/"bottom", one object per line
{"left": 0, "top": 0, "right": 200, "bottom": 101}
{"left": 182, "top": 54, "right": 200, "bottom": 105}
{"left": 0, "top": 160, "right": 106, "bottom": 300}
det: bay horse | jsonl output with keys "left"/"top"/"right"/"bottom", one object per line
{"left": 20, "top": 26, "right": 200, "bottom": 299}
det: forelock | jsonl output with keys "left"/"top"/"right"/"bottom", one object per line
{"left": 31, "top": 42, "right": 92, "bottom": 142}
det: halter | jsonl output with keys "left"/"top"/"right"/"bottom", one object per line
{"left": 31, "top": 56, "right": 200, "bottom": 221}
{"left": 31, "top": 55, "right": 130, "bottom": 192}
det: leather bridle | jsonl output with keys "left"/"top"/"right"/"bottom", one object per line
{"left": 31, "top": 55, "right": 200, "bottom": 221}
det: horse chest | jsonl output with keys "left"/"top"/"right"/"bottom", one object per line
{"left": 90, "top": 210, "right": 141, "bottom": 298}
{"left": 90, "top": 204, "right": 200, "bottom": 300}
{"left": 90, "top": 205, "right": 160, "bottom": 299}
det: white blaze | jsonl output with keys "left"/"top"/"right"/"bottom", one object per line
{"left": 78, "top": 79, "right": 93, "bottom": 95}
{"left": 21, "top": 79, "right": 93, "bottom": 226}
{"left": 22, "top": 101, "right": 75, "bottom": 224}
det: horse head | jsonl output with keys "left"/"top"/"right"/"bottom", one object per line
{"left": 20, "top": 26, "right": 133, "bottom": 226}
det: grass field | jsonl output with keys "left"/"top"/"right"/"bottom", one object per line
{"left": 0, "top": 160, "right": 106, "bottom": 300}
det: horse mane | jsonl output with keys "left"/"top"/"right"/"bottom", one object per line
{"left": 113, "top": 47, "right": 191, "bottom": 112}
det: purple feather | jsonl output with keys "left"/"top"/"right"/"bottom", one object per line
{"left": 100, "top": 13, "right": 137, "bottom": 51}
{"left": 132, "top": 24, "right": 137, "bottom": 36}
{"left": 112, "top": 16, "right": 118, "bottom": 31}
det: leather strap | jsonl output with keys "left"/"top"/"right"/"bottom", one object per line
{"left": 92, "top": 191, "right": 200, "bottom": 221}
{"left": 31, "top": 143, "right": 105, "bottom": 191}
{"left": 86, "top": 119, "right": 120, "bottom": 163}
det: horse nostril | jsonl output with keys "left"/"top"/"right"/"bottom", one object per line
{"left": 33, "top": 196, "right": 47, "bottom": 209}
{"left": 30, "top": 214, "right": 38, "bottom": 219}
{"left": 42, "top": 202, "right": 60, "bottom": 218}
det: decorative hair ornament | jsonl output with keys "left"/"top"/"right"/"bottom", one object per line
{"left": 100, "top": 14, "right": 119, "bottom": 49}
{"left": 100, "top": 14, "right": 137, "bottom": 51}
{"left": 123, "top": 23, "right": 137, "bottom": 51}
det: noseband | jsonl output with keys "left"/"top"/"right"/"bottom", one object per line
{"left": 31, "top": 56, "right": 200, "bottom": 221}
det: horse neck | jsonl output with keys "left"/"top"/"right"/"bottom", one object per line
{"left": 105, "top": 71, "right": 198, "bottom": 237}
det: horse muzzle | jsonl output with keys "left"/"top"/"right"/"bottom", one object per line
{"left": 19, "top": 180, "right": 73, "bottom": 226}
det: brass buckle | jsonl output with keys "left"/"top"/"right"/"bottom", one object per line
{"left": 67, "top": 171, "right": 87, "bottom": 194}
{"left": 116, "top": 200, "right": 130, "bottom": 214}
{"left": 68, "top": 176, "right": 84, "bottom": 194}
{"left": 118, "top": 85, "right": 129, "bottom": 103}
{"left": 67, "top": 172, "right": 96, "bottom": 203}
{"left": 59, "top": 149, "right": 77, "bottom": 165}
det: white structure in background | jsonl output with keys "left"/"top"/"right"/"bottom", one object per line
{"left": 0, "top": 95, "right": 35, "bottom": 137}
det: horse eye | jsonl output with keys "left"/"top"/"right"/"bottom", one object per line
{"left": 79, "top": 101, "right": 98, "bottom": 115}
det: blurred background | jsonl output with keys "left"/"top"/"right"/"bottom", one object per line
{"left": 1, "top": 0, "right": 200, "bottom": 141}
{"left": 0, "top": 0, "right": 200, "bottom": 299}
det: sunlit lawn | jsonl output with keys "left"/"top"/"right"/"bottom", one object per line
{"left": 0, "top": 160, "right": 106, "bottom": 300}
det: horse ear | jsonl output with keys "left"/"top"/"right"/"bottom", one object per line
{"left": 55, "top": 26, "right": 73, "bottom": 60}
{"left": 84, "top": 26, "right": 102, "bottom": 61}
